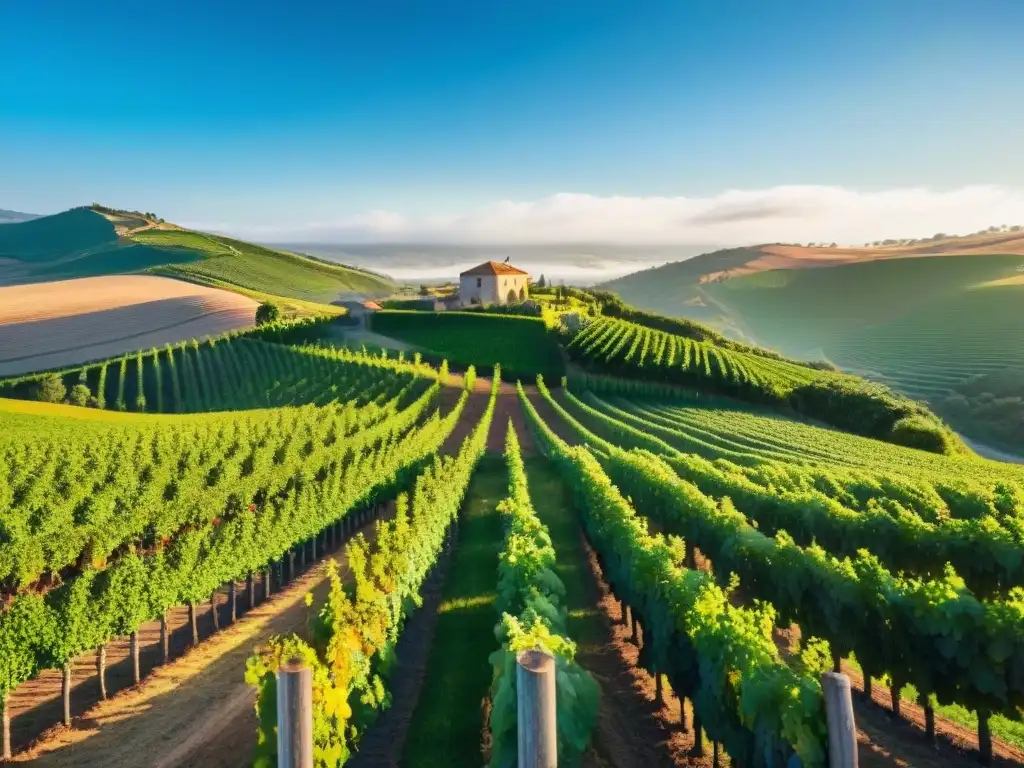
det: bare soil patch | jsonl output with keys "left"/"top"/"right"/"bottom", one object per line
{"left": 699, "top": 236, "right": 1024, "bottom": 283}
{"left": 0, "top": 276, "right": 257, "bottom": 376}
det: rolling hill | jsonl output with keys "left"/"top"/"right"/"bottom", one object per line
{"left": 0, "top": 206, "right": 396, "bottom": 303}
{"left": 602, "top": 237, "right": 1024, "bottom": 453}
{"left": 0, "top": 209, "right": 39, "bottom": 224}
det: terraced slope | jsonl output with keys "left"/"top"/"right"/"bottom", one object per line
{"left": 139, "top": 229, "right": 394, "bottom": 303}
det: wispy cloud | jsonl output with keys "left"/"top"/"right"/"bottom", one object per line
{"left": 187, "top": 185, "right": 1024, "bottom": 246}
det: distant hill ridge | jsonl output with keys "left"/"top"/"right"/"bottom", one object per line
{"left": 0, "top": 205, "right": 396, "bottom": 305}
{"left": 601, "top": 233, "right": 1024, "bottom": 455}
{"left": 0, "top": 209, "right": 40, "bottom": 224}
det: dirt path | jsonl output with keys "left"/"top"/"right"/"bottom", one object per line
{"left": 524, "top": 457, "right": 704, "bottom": 768}
{"left": 579, "top": 538, "right": 713, "bottom": 768}
{"left": 488, "top": 381, "right": 537, "bottom": 456}
{"left": 843, "top": 662, "right": 1024, "bottom": 767}
{"left": 437, "top": 377, "right": 535, "bottom": 457}
{"left": 348, "top": 531, "right": 454, "bottom": 768}
{"left": 11, "top": 508, "right": 392, "bottom": 768}
{"left": 525, "top": 387, "right": 583, "bottom": 446}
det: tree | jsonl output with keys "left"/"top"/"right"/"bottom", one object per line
{"left": 68, "top": 383, "right": 91, "bottom": 407}
{"left": 419, "top": 284, "right": 430, "bottom": 296}
{"left": 255, "top": 302, "right": 281, "bottom": 325}
{"left": 33, "top": 374, "right": 66, "bottom": 404}
{"left": 829, "top": 243, "right": 838, "bottom": 248}
{"left": 538, "top": 274, "right": 547, "bottom": 288}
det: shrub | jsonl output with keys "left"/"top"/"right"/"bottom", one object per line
{"left": 32, "top": 374, "right": 66, "bottom": 403}
{"left": 889, "top": 416, "right": 956, "bottom": 454}
{"left": 255, "top": 301, "right": 281, "bottom": 325}
{"left": 68, "top": 384, "right": 91, "bottom": 407}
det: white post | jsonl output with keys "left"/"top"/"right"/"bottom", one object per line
{"left": 516, "top": 649, "right": 557, "bottom": 768}
{"left": 822, "top": 672, "right": 858, "bottom": 768}
{"left": 277, "top": 659, "right": 313, "bottom": 768}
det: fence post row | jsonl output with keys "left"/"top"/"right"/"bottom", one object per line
{"left": 516, "top": 649, "right": 557, "bottom": 768}
{"left": 822, "top": 672, "right": 858, "bottom": 768}
{"left": 277, "top": 659, "right": 314, "bottom": 768}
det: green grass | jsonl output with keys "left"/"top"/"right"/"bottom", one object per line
{"left": 522, "top": 457, "right": 603, "bottom": 647}
{"left": 401, "top": 456, "right": 508, "bottom": 768}
{"left": 371, "top": 311, "right": 565, "bottom": 380}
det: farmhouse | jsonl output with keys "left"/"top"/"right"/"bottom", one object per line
{"left": 333, "top": 299, "right": 382, "bottom": 328}
{"left": 459, "top": 261, "right": 530, "bottom": 307}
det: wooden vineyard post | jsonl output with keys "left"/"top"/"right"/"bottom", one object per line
{"left": 288, "top": 550, "right": 295, "bottom": 583}
{"left": 822, "top": 672, "right": 858, "bottom": 768}
{"left": 299, "top": 544, "right": 306, "bottom": 572}
{"left": 229, "top": 581, "right": 237, "bottom": 623}
{"left": 211, "top": 590, "right": 220, "bottom": 630}
{"left": 978, "top": 709, "right": 992, "bottom": 766}
{"left": 97, "top": 644, "right": 108, "bottom": 700}
{"left": 919, "top": 693, "right": 935, "bottom": 745}
{"left": 130, "top": 632, "right": 141, "bottom": 685}
{"left": 690, "top": 710, "right": 703, "bottom": 757}
{"left": 160, "top": 611, "right": 170, "bottom": 664}
{"left": 62, "top": 661, "right": 72, "bottom": 726}
{"left": 189, "top": 602, "right": 199, "bottom": 646}
{"left": 248, "top": 572, "right": 256, "bottom": 609}
{"left": 1, "top": 690, "right": 10, "bottom": 761}
{"left": 265, "top": 564, "right": 273, "bottom": 599}
{"left": 630, "top": 613, "right": 639, "bottom": 645}
{"left": 515, "top": 649, "right": 557, "bottom": 768}
{"left": 863, "top": 672, "right": 872, "bottom": 700}
{"left": 654, "top": 670, "right": 664, "bottom": 707}
{"left": 277, "top": 659, "right": 313, "bottom": 768}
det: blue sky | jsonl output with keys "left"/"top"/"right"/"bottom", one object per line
{"left": 2, "top": 0, "right": 1023, "bottom": 242}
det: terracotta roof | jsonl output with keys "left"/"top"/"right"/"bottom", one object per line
{"left": 459, "top": 260, "right": 529, "bottom": 277}
{"left": 333, "top": 299, "right": 383, "bottom": 310}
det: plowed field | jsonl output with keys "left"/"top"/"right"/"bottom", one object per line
{"left": 0, "top": 276, "right": 257, "bottom": 376}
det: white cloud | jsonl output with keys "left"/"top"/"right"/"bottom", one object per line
{"left": 193, "top": 185, "right": 1024, "bottom": 246}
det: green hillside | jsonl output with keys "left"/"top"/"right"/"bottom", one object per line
{"left": 2, "top": 291, "right": 1023, "bottom": 766}
{"left": 0, "top": 208, "right": 196, "bottom": 283}
{"left": 0, "top": 207, "right": 395, "bottom": 304}
{"left": 604, "top": 252, "right": 1024, "bottom": 453}
{"left": 703, "top": 254, "right": 1023, "bottom": 355}
{"left": 599, "top": 247, "right": 763, "bottom": 334}
{"left": 139, "top": 229, "right": 394, "bottom": 302}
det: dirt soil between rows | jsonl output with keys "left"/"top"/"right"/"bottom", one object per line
{"left": 11, "top": 507, "right": 393, "bottom": 768}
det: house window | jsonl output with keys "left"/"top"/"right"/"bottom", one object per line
{"left": 476, "top": 277, "right": 482, "bottom": 288}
